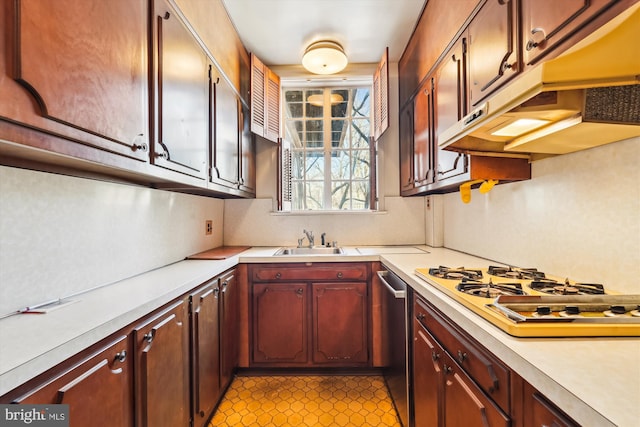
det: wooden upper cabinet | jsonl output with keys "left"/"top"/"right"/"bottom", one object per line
{"left": 210, "top": 66, "right": 240, "bottom": 189}
{"left": 399, "top": 102, "right": 416, "bottom": 195}
{"left": 522, "top": 0, "right": 619, "bottom": 65}
{"left": 250, "top": 53, "right": 280, "bottom": 143}
{"left": 434, "top": 38, "right": 469, "bottom": 182}
{"left": 413, "top": 78, "right": 435, "bottom": 189}
{"left": 5, "top": 0, "right": 149, "bottom": 160}
{"left": 466, "top": 0, "right": 519, "bottom": 107}
{"left": 12, "top": 335, "right": 133, "bottom": 427}
{"left": 373, "top": 47, "right": 390, "bottom": 141}
{"left": 152, "top": 0, "right": 208, "bottom": 179}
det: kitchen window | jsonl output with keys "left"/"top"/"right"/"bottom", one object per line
{"left": 281, "top": 87, "right": 376, "bottom": 211}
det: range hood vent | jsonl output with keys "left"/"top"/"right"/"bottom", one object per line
{"left": 440, "top": 2, "right": 640, "bottom": 156}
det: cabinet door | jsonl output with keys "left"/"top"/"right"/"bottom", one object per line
{"left": 467, "top": 0, "right": 519, "bottom": 107}
{"left": 522, "top": 0, "right": 617, "bottom": 65}
{"left": 250, "top": 53, "right": 280, "bottom": 143}
{"left": 413, "top": 78, "right": 435, "bottom": 188}
{"left": 523, "top": 382, "right": 579, "bottom": 427}
{"left": 6, "top": 0, "right": 149, "bottom": 161}
{"left": 434, "top": 37, "right": 469, "bottom": 182}
{"left": 252, "top": 283, "right": 308, "bottom": 364}
{"left": 413, "top": 322, "right": 442, "bottom": 427}
{"left": 399, "top": 102, "right": 416, "bottom": 195}
{"left": 190, "top": 283, "right": 221, "bottom": 425}
{"left": 134, "top": 300, "right": 190, "bottom": 427}
{"left": 13, "top": 335, "right": 133, "bottom": 427}
{"left": 312, "top": 282, "right": 369, "bottom": 365}
{"left": 220, "top": 269, "right": 239, "bottom": 390}
{"left": 211, "top": 69, "right": 240, "bottom": 189}
{"left": 239, "top": 103, "right": 257, "bottom": 195}
{"left": 152, "top": 0, "right": 208, "bottom": 179}
{"left": 442, "top": 356, "right": 510, "bottom": 427}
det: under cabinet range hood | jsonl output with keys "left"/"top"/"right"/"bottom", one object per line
{"left": 440, "top": 2, "right": 640, "bottom": 156}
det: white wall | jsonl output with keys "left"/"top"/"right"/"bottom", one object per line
{"left": 0, "top": 167, "right": 224, "bottom": 315}
{"left": 442, "top": 137, "right": 640, "bottom": 293}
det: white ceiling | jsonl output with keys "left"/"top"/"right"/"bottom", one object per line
{"left": 221, "top": 0, "right": 426, "bottom": 67}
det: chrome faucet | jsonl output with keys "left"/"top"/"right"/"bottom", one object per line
{"left": 302, "top": 229, "right": 314, "bottom": 248}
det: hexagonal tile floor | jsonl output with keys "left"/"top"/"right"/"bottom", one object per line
{"left": 209, "top": 375, "right": 401, "bottom": 427}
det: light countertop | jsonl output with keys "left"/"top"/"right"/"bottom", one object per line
{"left": 1, "top": 246, "right": 637, "bottom": 427}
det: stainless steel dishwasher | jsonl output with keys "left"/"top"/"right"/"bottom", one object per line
{"left": 377, "top": 267, "right": 408, "bottom": 427}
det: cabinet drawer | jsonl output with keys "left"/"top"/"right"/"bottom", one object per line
{"left": 251, "top": 263, "right": 368, "bottom": 282}
{"left": 415, "top": 296, "right": 510, "bottom": 413}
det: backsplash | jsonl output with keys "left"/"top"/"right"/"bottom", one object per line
{"left": 0, "top": 167, "right": 224, "bottom": 315}
{"left": 442, "top": 136, "right": 639, "bottom": 294}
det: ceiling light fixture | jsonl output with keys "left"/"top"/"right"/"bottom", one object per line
{"left": 307, "top": 93, "right": 344, "bottom": 106}
{"left": 302, "top": 40, "right": 348, "bottom": 75}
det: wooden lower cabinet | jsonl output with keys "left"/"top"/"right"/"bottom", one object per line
{"left": 523, "top": 382, "right": 579, "bottom": 427}
{"left": 9, "top": 335, "right": 133, "bottom": 427}
{"left": 133, "top": 300, "right": 190, "bottom": 427}
{"left": 413, "top": 317, "right": 509, "bottom": 427}
{"left": 1, "top": 269, "right": 239, "bottom": 427}
{"left": 250, "top": 263, "right": 370, "bottom": 367}
{"left": 252, "top": 282, "right": 309, "bottom": 364}
{"left": 220, "top": 269, "right": 239, "bottom": 391}
{"left": 312, "top": 282, "right": 369, "bottom": 364}
{"left": 190, "top": 281, "right": 221, "bottom": 425}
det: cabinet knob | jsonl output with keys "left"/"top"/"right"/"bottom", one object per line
{"left": 337, "top": 272, "right": 343, "bottom": 279}
{"left": 275, "top": 272, "right": 282, "bottom": 279}
{"left": 155, "top": 150, "right": 169, "bottom": 160}
{"left": 457, "top": 350, "right": 468, "bottom": 363}
{"left": 114, "top": 350, "right": 127, "bottom": 363}
{"left": 131, "top": 134, "right": 148, "bottom": 152}
{"left": 417, "top": 313, "right": 426, "bottom": 321}
{"left": 444, "top": 364, "right": 453, "bottom": 375}
{"left": 431, "top": 351, "right": 440, "bottom": 362}
{"left": 296, "top": 288, "right": 303, "bottom": 295}
{"left": 143, "top": 330, "right": 155, "bottom": 344}
{"left": 526, "top": 27, "right": 547, "bottom": 51}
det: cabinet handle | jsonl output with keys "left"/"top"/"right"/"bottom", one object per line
{"left": 296, "top": 288, "right": 303, "bottom": 295}
{"left": 457, "top": 350, "right": 468, "bottom": 364}
{"left": 417, "top": 313, "right": 426, "bottom": 321}
{"left": 131, "top": 134, "right": 148, "bottom": 152}
{"left": 114, "top": 350, "right": 127, "bottom": 363}
{"left": 444, "top": 364, "right": 453, "bottom": 375}
{"left": 526, "top": 27, "right": 547, "bottom": 51}
{"left": 143, "top": 330, "right": 155, "bottom": 344}
{"left": 337, "top": 272, "right": 343, "bottom": 279}
{"left": 213, "top": 287, "right": 220, "bottom": 298}
{"left": 275, "top": 272, "right": 282, "bottom": 279}
{"left": 155, "top": 141, "right": 170, "bottom": 160}
{"left": 220, "top": 281, "right": 228, "bottom": 293}
{"left": 163, "top": 11, "right": 171, "bottom": 20}
{"left": 431, "top": 351, "right": 440, "bottom": 362}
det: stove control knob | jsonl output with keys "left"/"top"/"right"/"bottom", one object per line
{"left": 536, "top": 306, "right": 552, "bottom": 316}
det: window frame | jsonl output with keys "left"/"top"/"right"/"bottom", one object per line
{"left": 280, "top": 86, "right": 377, "bottom": 212}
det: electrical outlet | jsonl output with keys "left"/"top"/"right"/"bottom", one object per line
{"left": 205, "top": 220, "right": 213, "bottom": 235}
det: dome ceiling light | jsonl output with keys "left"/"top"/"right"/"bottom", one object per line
{"left": 302, "top": 40, "right": 348, "bottom": 75}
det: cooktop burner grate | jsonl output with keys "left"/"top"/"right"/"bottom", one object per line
{"left": 487, "top": 266, "right": 546, "bottom": 280}
{"left": 429, "top": 266, "right": 483, "bottom": 281}
{"left": 529, "top": 280, "right": 606, "bottom": 295}
{"left": 456, "top": 280, "right": 525, "bottom": 298}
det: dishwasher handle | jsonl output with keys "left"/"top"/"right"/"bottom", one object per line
{"left": 377, "top": 271, "right": 406, "bottom": 299}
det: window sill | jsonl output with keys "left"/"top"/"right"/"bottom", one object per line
{"left": 270, "top": 210, "right": 387, "bottom": 216}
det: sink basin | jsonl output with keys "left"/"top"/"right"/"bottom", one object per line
{"left": 274, "top": 246, "right": 344, "bottom": 256}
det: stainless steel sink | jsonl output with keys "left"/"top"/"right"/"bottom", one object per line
{"left": 274, "top": 246, "right": 344, "bottom": 256}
